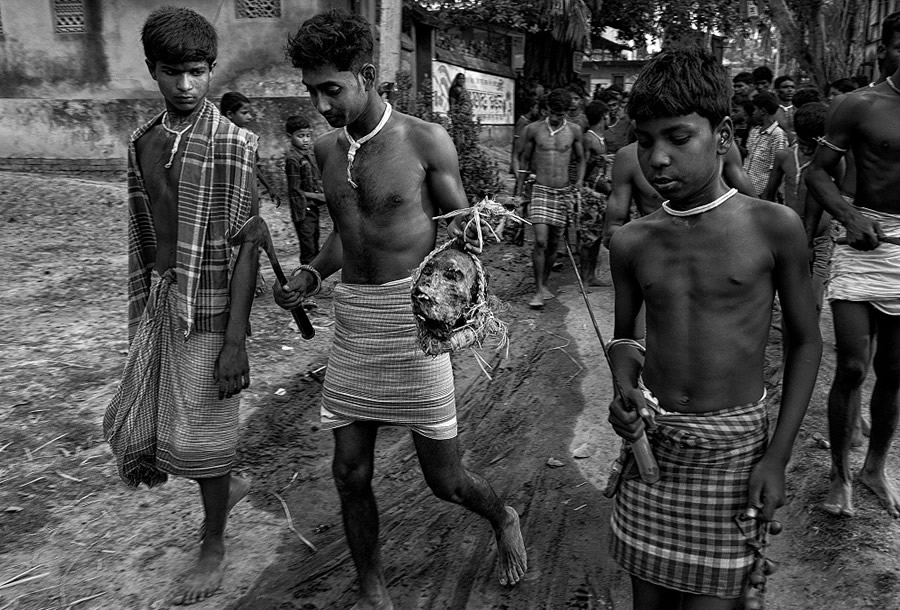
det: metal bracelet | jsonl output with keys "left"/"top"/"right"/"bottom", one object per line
{"left": 291, "top": 264, "right": 323, "bottom": 296}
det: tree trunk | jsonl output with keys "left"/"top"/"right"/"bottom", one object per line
{"left": 524, "top": 31, "right": 575, "bottom": 89}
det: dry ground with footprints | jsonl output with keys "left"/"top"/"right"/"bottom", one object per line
{"left": 0, "top": 153, "right": 898, "bottom": 609}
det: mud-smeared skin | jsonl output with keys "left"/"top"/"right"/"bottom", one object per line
{"left": 412, "top": 248, "right": 479, "bottom": 340}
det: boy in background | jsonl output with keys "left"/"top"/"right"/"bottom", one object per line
{"left": 285, "top": 115, "right": 326, "bottom": 272}
{"left": 743, "top": 91, "right": 789, "bottom": 196}
{"left": 607, "top": 48, "right": 821, "bottom": 609}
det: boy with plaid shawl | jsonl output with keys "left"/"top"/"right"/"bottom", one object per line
{"left": 606, "top": 49, "right": 822, "bottom": 608}
{"left": 103, "top": 7, "right": 258, "bottom": 605}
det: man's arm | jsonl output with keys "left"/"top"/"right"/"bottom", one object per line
{"left": 805, "top": 96, "right": 884, "bottom": 249}
{"left": 216, "top": 177, "right": 260, "bottom": 399}
{"left": 760, "top": 150, "right": 787, "bottom": 203}
{"left": 570, "top": 124, "right": 586, "bottom": 187}
{"left": 748, "top": 207, "right": 822, "bottom": 519}
{"left": 602, "top": 147, "right": 635, "bottom": 248}
{"left": 515, "top": 124, "right": 537, "bottom": 196}
{"left": 723, "top": 142, "right": 758, "bottom": 197}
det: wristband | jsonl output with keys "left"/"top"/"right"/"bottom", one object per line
{"left": 291, "top": 264, "right": 323, "bottom": 296}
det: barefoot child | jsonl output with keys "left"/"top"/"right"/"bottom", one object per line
{"left": 284, "top": 115, "right": 326, "bottom": 267}
{"left": 275, "top": 11, "right": 527, "bottom": 608}
{"left": 606, "top": 48, "right": 822, "bottom": 609}
{"left": 103, "top": 8, "right": 256, "bottom": 605}
{"left": 220, "top": 91, "right": 282, "bottom": 208}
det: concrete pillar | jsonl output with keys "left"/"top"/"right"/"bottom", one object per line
{"left": 378, "top": 0, "right": 401, "bottom": 85}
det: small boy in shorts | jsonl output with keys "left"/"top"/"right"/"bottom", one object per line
{"left": 606, "top": 48, "right": 822, "bottom": 609}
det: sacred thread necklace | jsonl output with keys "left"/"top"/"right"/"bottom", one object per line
{"left": 887, "top": 76, "right": 900, "bottom": 96}
{"left": 662, "top": 188, "right": 737, "bottom": 217}
{"left": 160, "top": 112, "right": 195, "bottom": 169}
{"left": 546, "top": 117, "right": 567, "bottom": 137}
{"left": 344, "top": 103, "right": 392, "bottom": 189}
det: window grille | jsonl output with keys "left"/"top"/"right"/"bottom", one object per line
{"left": 53, "top": 0, "right": 86, "bottom": 33}
{"left": 236, "top": 0, "right": 281, "bottom": 19}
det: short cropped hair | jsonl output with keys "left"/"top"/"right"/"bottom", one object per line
{"left": 793, "top": 102, "right": 828, "bottom": 142}
{"left": 585, "top": 100, "right": 610, "bottom": 125}
{"left": 828, "top": 78, "right": 857, "bottom": 94}
{"left": 141, "top": 7, "right": 217, "bottom": 67}
{"left": 792, "top": 87, "right": 822, "bottom": 108}
{"left": 731, "top": 97, "right": 756, "bottom": 117}
{"left": 286, "top": 115, "right": 311, "bottom": 134}
{"left": 752, "top": 66, "right": 773, "bottom": 84}
{"left": 547, "top": 88, "right": 573, "bottom": 114}
{"left": 220, "top": 92, "right": 251, "bottom": 115}
{"left": 773, "top": 75, "right": 794, "bottom": 89}
{"left": 732, "top": 72, "right": 754, "bottom": 86}
{"left": 627, "top": 48, "right": 730, "bottom": 128}
{"left": 752, "top": 91, "right": 780, "bottom": 114}
{"left": 287, "top": 9, "right": 373, "bottom": 74}
{"left": 882, "top": 11, "right": 900, "bottom": 46}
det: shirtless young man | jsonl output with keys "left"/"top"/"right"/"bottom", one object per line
{"left": 603, "top": 139, "right": 755, "bottom": 247}
{"left": 804, "top": 10, "right": 900, "bottom": 518}
{"left": 606, "top": 48, "right": 822, "bottom": 609}
{"left": 103, "top": 7, "right": 256, "bottom": 605}
{"left": 516, "top": 88, "right": 585, "bottom": 309}
{"left": 274, "top": 11, "right": 527, "bottom": 608}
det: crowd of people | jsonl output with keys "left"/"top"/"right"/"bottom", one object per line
{"left": 101, "top": 5, "right": 898, "bottom": 609}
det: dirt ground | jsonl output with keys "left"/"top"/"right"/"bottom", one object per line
{"left": 1, "top": 150, "right": 898, "bottom": 610}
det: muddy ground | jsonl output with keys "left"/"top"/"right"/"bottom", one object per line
{"left": 0, "top": 155, "right": 898, "bottom": 610}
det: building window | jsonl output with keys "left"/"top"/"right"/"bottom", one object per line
{"left": 53, "top": 0, "right": 86, "bottom": 33}
{"left": 236, "top": 0, "right": 282, "bottom": 19}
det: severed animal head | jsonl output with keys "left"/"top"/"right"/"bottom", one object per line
{"left": 411, "top": 247, "right": 479, "bottom": 340}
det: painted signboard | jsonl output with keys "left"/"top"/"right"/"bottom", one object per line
{"left": 432, "top": 60, "right": 514, "bottom": 125}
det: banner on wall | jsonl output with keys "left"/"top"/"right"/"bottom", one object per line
{"left": 432, "top": 61, "right": 514, "bottom": 125}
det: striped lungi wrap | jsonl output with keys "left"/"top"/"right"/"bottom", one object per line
{"left": 529, "top": 183, "right": 573, "bottom": 228}
{"left": 104, "top": 270, "right": 239, "bottom": 486}
{"left": 321, "top": 277, "right": 458, "bottom": 440}
{"left": 827, "top": 206, "right": 900, "bottom": 315}
{"left": 611, "top": 396, "right": 768, "bottom": 598}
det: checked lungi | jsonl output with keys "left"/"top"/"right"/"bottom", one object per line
{"left": 321, "top": 277, "right": 458, "bottom": 440}
{"left": 610, "top": 396, "right": 768, "bottom": 599}
{"left": 827, "top": 206, "right": 900, "bottom": 315}
{"left": 529, "top": 183, "right": 573, "bottom": 228}
{"left": 104, "top": 271, "right": 239, "bottom": 487}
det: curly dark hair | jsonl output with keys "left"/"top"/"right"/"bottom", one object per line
{"left": 547, "top": 88, "right": 572, "bottom": 114}
{"left": 794, "top": 102, "right": 828, "bottom": 143}
{"left": 286, "top": 9, "right": 373, "bottom": 73}
{"left": 628, "top": 48, "right": 730, "bottom": 128}
{"left": 141, "top": 6, "right": 217, "bottom": 67}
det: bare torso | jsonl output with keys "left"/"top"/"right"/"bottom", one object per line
{"left": 316, "top": 113, "right": 452, "bottom": 284}
{"left": 843, "top": 86, "right": 900, "bottom": 213}
{"left": 135, "top": 118, "right": 188, "bottom": 273}
{"left": 620, "top": 143, "right": 664, "bottom": 215}
{"left": 526, "top": 120, "right": 579, "bottom": 189}
{"left": 618, "top": 196, "right": 782, "bottom": 412}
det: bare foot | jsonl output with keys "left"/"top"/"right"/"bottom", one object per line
{"left": 198, "top": 475, "right": 251, "bottom": 541}
{"left": 540, "top": 287, "right": 555, "bottom": 300}
{"left": 350, "top": 590, "right": 394, "bottom": 609}
{"left": 859, "top": 468, "right": 900, "bottom": 518}
{"left": 496, "top": 506, "right": 527, "bottom": 586}
{"left": 528, "top": 294, "right": 544, "bottom": 309}
{"left": 589, "top": 277, "right": 611, "bottom": 287}
{"left": 173, "top": 544, "right": 226, "bottom": 605}
{"left": 822, "top": 475, "right": 855, "bottom": 517}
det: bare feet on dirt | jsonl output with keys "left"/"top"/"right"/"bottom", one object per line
{"left": 859, "top": 468, "right": 900, "bottom": 518}
{"left": 588, "top": 276, "right": 611, "bottom": 288}
{"left": 540, "top": 287, "right": 555, "bottom": 300}
{"left": 528, "top": 294, "right": 544, "bottom": 309}
{"left": 198, "top": 474, "right": 252, "bottom": 541}
{"left": 173, "top": 542, "right": 226, "bottom": 605}
{"left": 822, "top": 474, "right": 856, "bottom": 517}
{"left": 351, "top": 585, "right": 394, "bottom": 609}
{"left": 496, "top": 506, "right": 528, "bottom": 586}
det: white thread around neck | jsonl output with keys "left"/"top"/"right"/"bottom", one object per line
{"left": 161, "top": 112, "right": 196, "bottom": 169}
{"left": 344, "top": 103, "right": 392, "bottom": 189}
{"left": 662, "top": 188, "right": 737, "bottom": 217}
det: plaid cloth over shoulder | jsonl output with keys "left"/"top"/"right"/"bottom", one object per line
{"left": 611, "top": 397, "right": 768, "bottom": 599}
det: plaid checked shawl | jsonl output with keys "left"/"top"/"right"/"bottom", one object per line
{"left": 126, "top": 99, "right": 258, "bottom": 341}
{"left": 610, "top": 398, "right": 768, "bottom": 598}
{"left": 321, "top": 278, "right": 458, "bottom": 440}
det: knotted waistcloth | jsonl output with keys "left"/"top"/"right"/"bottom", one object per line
{"left": 827, "top": 206, "right": 900, "bottom": 315}
{"left": 610, "top": 396, "right": 768, "bottom": 598}
{"left": 529, "top": 183, "right": 573, "bottom": 228}
{"left": 321, "top": 277, "right": 458, "bottom": 440}
{"left": 104, "top": 271, "right": 240, "bottom": 486}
